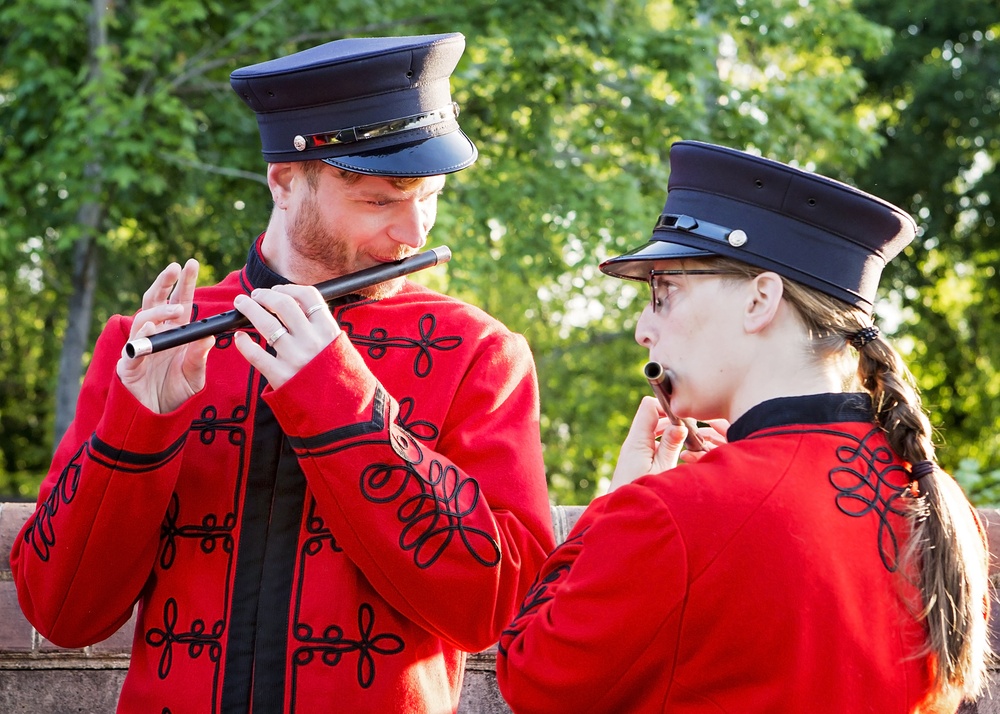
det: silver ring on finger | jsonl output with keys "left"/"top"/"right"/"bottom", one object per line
{"left": 267, "top": 326, "right": 288, "bottom": 344}
{"left": 305, "top": 302, "right": 327, "bottom": 319}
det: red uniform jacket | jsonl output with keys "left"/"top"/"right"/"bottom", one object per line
{"left": 12, "top": 239, "right": 555, "bottom": 713}
{"left": 498, "top": 393, "right": 942, "bottom": 714}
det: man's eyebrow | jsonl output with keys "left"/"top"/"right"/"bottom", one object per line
{"left": 351, "top": 180, "right": 445, "bottom": 202}
{"left": 359, "top": 191, "right": 399, "bottom": 202}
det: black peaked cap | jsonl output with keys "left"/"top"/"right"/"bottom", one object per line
{"left": 599, "top": 141, "right": 917, "bottom": 313}
{"left": 230, "top": 33, "right": 478, "bottom": 177}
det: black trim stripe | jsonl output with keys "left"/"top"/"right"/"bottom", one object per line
{"left": 252, "top": 436, "right": 306, "bottom": 712}
{"left": 87, "top": 432, "right": 188, "bottom": 472}
{"left": 287, "top": 387, "right": 388, "bottom": 452}
{"left": 220, "top": 369, "right": 309, "bottom": 713}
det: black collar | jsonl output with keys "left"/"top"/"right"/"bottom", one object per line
{"left": 243, "top": 234, "right": 289, "bottom": 290}
{"left": 727, "top": 393, "right": 874, "bottom": 443}
{"left": 240, "top": 235, "right": 366, "bottom": 308}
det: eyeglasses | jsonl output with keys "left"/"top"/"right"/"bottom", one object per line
{"left": 648, "top": 269, "right": 736, "bottom": 313}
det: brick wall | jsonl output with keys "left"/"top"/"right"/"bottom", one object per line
{"left": 2, "top": 501, "right": 998, "bottom": 713}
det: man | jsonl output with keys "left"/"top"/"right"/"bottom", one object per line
{"left": 12, "top": 33, "right": 555, "bottom": 714}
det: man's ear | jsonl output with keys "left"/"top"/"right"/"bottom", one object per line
{"left": 744, "top": 271, "right": 785, "bottom": 334}
{"left": 266, "top": 162, "right": 296, "bottom": 208}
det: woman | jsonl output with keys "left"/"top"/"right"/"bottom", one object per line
{"left": 496, "top": 141, "right": 991, "bottom": 713}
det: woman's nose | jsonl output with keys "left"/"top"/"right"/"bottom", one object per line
{"left": 634, "top": 303, "right": 656, "bottom": 348}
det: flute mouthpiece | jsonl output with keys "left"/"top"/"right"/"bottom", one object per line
{"left": 125, "top": 337, "right": 152, "bottom": 359}
{"left": 643, "top": 361, "right": 667, "bottom": 385}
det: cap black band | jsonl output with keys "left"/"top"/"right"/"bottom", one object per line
{"left": 292, "top": 102, "right": 460, "bottom": 153}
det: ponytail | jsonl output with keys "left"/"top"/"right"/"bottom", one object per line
{"left": 857, "top": 332, "right": 991, "bottom": 701}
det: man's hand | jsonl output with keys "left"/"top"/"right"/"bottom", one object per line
{"left": 232, "top": 284, "right": 341, "bottom": 390}
{"left": 116, "top": 259, "right": 214, "bottom": 414}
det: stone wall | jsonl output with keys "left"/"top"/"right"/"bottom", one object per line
{"left": 2, "top": 501, "right": 998, "bottom": 713}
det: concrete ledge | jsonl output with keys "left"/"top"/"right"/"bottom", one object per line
{"left": 3, "top": 502, "right": 998, "bottom": 713}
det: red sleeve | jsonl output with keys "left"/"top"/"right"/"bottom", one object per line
{"left": 265, "top": 328, "right": 555, "bottom": 652}
{"left": 10, "top": 315, "right": 201, "bottom": 647}
{"left": 495, "top": 486, "right": 687, "bottom": 713}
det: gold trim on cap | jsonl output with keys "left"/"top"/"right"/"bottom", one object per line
{"left": 293, "top": 102, "right": 460, "bottom": 152}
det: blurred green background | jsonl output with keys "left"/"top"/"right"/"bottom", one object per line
{"left": 1, "top": 0, "right": 998, "bottom": 504}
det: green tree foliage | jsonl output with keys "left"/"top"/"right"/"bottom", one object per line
{"left": 1, "top": 0, "right": 990, "bottom": 504}
{"left": 846, "top": 0, "right": 1000, "bottom": 501}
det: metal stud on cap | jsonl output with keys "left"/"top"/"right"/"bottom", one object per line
{"left": 727, "top": 229, "right": 748, "bottom": 247}
{"left": 293, "top": 135, "right": 307, "bottom": 152}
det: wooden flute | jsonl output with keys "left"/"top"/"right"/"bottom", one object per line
{"left": 643, "top": 360, "right": 706, "bottom": 452}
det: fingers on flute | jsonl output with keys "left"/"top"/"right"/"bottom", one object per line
{"left": 660, "top": 422, "right": 689, "bottom": 452}
{"left": 141, "top": 263, "right": 182, "bottom": 311}
{"left": 169, "top": 259, "right": 201, "bottom": 309}
{"left": 233, "top": 293, "right": 276, "bottom": 335}
{"left": 129, "top": 304, "right": 186, "bottom": 339}
{"left": 248, "top": 287, "right": 301, "bottom": 324}
{"left": 273, "top": 285, "right": 329, "bottom": 319}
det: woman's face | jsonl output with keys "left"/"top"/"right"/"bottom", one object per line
{"left": 634, "top": 264, "right": 749, "bottom": 421}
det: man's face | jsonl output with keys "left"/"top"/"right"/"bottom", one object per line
{"left": 284, "top": 164, "right": 446, "bottom": 298}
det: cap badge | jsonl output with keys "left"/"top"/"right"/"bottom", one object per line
{"left": 290, "top": 102, "right": 460, "bottom": 153}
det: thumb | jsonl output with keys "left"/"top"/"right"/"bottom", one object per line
{"left": 181, "top": 335, "right": 215, "bottom": 391}
{"left": 661, "top": 422, "right": 688, "bottom": 451}
{"left": 650, "top": 422, "right": 687, "bottom": 473}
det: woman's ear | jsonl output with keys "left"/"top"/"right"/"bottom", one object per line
{"left": 266, "top": 162, "right": 296, "bottom": 208}
{"left": 744, "top": 271, "right": 785, "bottom": 334}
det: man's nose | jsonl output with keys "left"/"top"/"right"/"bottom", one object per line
{"left": 388, "top": 201, "right": 430, "bottom": 249}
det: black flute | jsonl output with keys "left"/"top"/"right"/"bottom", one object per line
{"left": 125, "top": 246, "right": 452, "bottom": 359}
{"left": 643, "top": 361, "right": 706, "bottom": 452}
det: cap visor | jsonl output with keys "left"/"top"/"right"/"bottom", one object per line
{"left": 322, "top": 130, "right": 477, "bottom": 177}
{"left": 599, "top": 239, "right": 714, "bottom": 280}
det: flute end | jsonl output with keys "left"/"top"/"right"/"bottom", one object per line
{"left": 125, "top": 337, "right": 152, "bottom": 359}
{"left": 430, "top": 245, "right": 452, "bottom": 264}
{"left": 643, "top": 361, "right": 665, "bottom": 381}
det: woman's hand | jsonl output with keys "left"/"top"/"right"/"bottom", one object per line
{"left": 679, "top": 420, "right": 729, "bottom": 464}
{"left": 609, "top": 400, "right": 729, "bottom": 492}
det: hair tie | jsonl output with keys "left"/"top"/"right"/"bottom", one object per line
{"left": 850, "top": 325, "right": 880, "bottom": 349}
{"left": 910, "top": 460, "right": 936, "bottom": 481}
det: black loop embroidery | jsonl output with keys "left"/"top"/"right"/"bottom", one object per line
{"left": 396, "top": 397, "right": 439, "bottom": 442}
{"left": 145, "top": 598, "right": 224, "bottom": 680}
{"left": 829, "top": 429, "right": 910, "bottom": 571}
{"left": 341, "top": 312, "right": 462, "bottom": 378}
{"left": 193, "top": 402, "right": 248, "bottom": 447}
{"left": 303, "top": 498, "right": 343, "bottom": 556}
{"left": 159, "top": 494, "right": 236, "bottom": 570}
{"left": 291, "top": 604, "right": 404, "bottom": 691}
{"left": 23, "top": 444, "right": 84, "bottom": 562}
{"left": 361, "top": 459, "right": 501, "bottom": 569}
{"left": 498, "top": 529, "right": 586, "bottom": 656}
